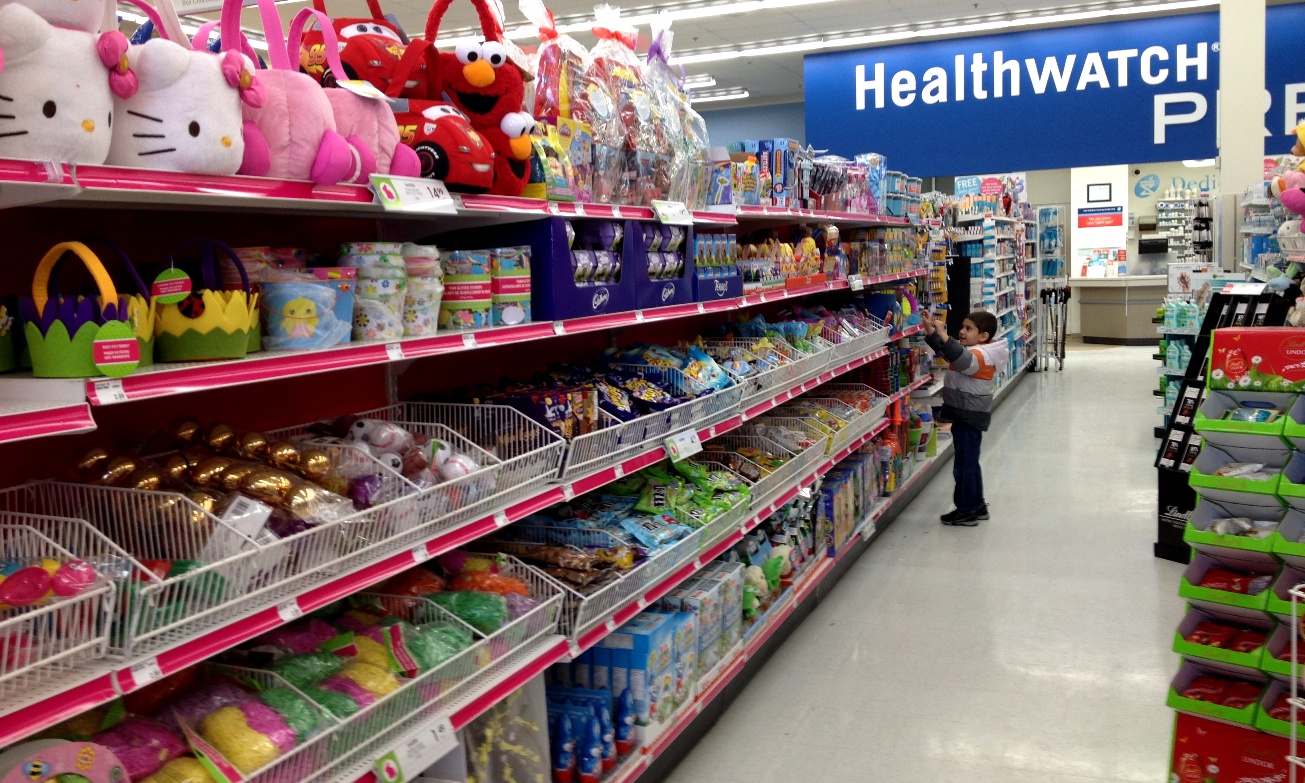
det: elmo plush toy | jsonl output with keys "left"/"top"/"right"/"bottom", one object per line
{"left": 424, "top": 0, "right": 533, "bottom": 196}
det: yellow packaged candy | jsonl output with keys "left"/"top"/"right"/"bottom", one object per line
{"left": 201, "top": 706, "right": 280, "bottom": 774}
{"left": 338, "top": 661, "right": 402, "bottom": 698}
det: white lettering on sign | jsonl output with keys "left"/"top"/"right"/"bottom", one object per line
{"left": 1154, "top": 92, "right": 1207, "bottom": 143}
{"left": 856, "top": 44, "right": 1213, "bottom": 109}
{"left": 1285, "top": 82, "right": 1305, "bottom": 133}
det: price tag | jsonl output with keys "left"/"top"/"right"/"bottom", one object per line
{"left": 493, "top": 511, "right": 510, "bottom": 527}
{"left": 612, "top": 206, "right": 624, "bottom": 218}
{"left": 276, "top": 598, "right": 304, "bottom": 623}
{"left": 708, "top": 426, "right": 717, "bottom": 438}
{"left": 375, "top": 718, "right": 458, "bottom": 783}
{"left": 130, "top": 657, "right": 163, "bottom": 687}
{"left": 652, "top": 199, "right": 694, "bottom": 225}
{"left": 574, "top": 203, "right": 587, "bottom": 216}
{"left": 849, "top": 275, "right": 865, "bottom": 292}
{"left": 338, "top": 79, "right": 387, "bottom": 99}
{"left": 412, "top": 545, "right": 431, "bottom": 563}
{"left": 613, "top": 465, "right": 625, "bottom": 479}
{"left": 93, "top": 378, "right": 129, "bottom": 405}
{"left": 386, "top": 343, "right": 405, "bottom": 361}
{"left": 371, "top": 175, "right": 459, "bottom": 215}
{"left": 697, "top": 303, "right": 706, "bottom": 314}
{"left": 562, "top": 484, "right": 576, "bottom": 501}
{"left": 604, "top": 618, "right": 618, "bottom": 633}
{"left": 635, "top": 310, "right": 646, "bottom": 323}
{"left": 553, "top": 321, "right": 567, "bottom": 336}
{"left": 1222, "top": 282, "right": 1267, "bottom": 296}
{"left": 665, "top": 429, "right": 703, "bottom": 462}
{"left": 759, "top": 293, "right": 768, "bottom": 303}
{"left": 740, "top": 296, "right": 752, "bottom": 307}
{"left": 462, "top": 333, "right": 477, "bottom": 349}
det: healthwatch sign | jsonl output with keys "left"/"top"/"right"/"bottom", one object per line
{"left": 803, "top": 6, "right": 1305, "bottom": 177}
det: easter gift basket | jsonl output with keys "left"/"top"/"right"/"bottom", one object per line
{"left": 21, "top": 241, "right": 147, "bottom": 378}
{"left": 155, "top": 238, "right": 261, "bottom": 361}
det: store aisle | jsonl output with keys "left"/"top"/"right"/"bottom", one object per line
{"left": 663, "top": 345, "right": 1184, "bottom": 783}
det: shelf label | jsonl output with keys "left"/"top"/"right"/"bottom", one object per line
{"left": 634, "top": 310, "right": 646, "bottom": 323}
{"left": 652, "top": 199, "right": 694, "bottom": 225}
{"left": 93, "top": 378, "right": 129, "bottom": 405}
{"left": 697, "top": 303, "right": 706, "bottom": 314}
{"left": 385, "top": 343, "right": 405, "bottom": 361}
{"left": 375, "top": 717, "right": 457, "bottom": 783}
{"left": 665, "top": 429, "right": 703, "bottom": 462}
{"left": 552, "top": 321, "right": 567, "bottom": 336}
{"left": 412, "top": 545, "right": 431, "bottom": 563}
{"left": 612, "top": 206, "right": 624, "bottom": 219}
{"left": 371, "top": 175, "right": 459, "bottom": 214}
{"left": 461, "top": 333, "right": 477, "bottom": 349}
{"left": 562, "top": 484, "right": 576, "bottom": 501}
{"left": 130, "top": 657, "right": 163, "bottom": 687}
{"left": 613, "top": 464, "right": 625, "bottom": 479}
{"left": 493, "top": 511, "right": 510, "bottom": 527}
{"left": 1221, "top": 282, "right": 1267, "bottom": 296}
{"left": 574, "top": 203, "right": 587, "bottom": 216}
{"left": 848, "top": 275, "right": 865, "bottom": 292}
{"left": 548, "top": 201, "right": 562, "bottom": 215}
{"left": 276, "top": 598, "right": 304, "bottom": 623}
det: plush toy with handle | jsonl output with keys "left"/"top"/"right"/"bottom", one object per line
{"left": 0, "top": 4, "right": 136, "bottom": 164}
{"left": 106, "top": 26, "right": 264, "bottom": 175}
{"left": 299, "top": 0, "right": 432, "bottom": 99}
{"left": 282, "top": 7, "right": 420, "bottom": 180}
{"left": 425, "top": 0, "right": 532, "bottom": 195}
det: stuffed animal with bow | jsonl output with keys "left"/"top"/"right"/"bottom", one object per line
{"left": 1273, "top": 127, "right": 1305, "bottom": 216}
{"left": 0, "top": 3, "right": 136, "bottom": 164}
{"left": 424, "top": 0, "right": 533, "bottom": 195}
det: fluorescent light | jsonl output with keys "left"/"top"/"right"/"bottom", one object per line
{"left": 117, "top": 7, "right": 269, "bottom": 50}
{"left": 1183, "top": 159, "right": 1217, "bottom": 167}
{"left": 684, "top": 74, "right": 717, "bottom": 88}
{"left": 671, "top": 0, "right": 1218, "bottom": 65}
{"left": 433, "top": 0, "right": 839, "bottom": 50}
{"left": 692, "top": 88, "right": 750, "bottom": 104}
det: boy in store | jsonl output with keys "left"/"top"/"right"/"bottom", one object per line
{"left": 919, "top": 309, "right": 1008, "bottom": 527}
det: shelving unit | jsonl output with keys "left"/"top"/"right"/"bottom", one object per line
{"left": 0, "top": 156, "right": 963, "bottom": 783}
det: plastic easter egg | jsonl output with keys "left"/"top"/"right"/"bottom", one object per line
{"left": 53, "top": 560, "right": 97, "bottom": 596}
{"left": 429, "top": 439, "right": 453, "bottom": 467}
{"left": 0, "top": 565, "right": 53, "bottom": 606}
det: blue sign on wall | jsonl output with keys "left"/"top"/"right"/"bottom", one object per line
{"left": 804, "top": 5, "right": 1305, "bottom": 177}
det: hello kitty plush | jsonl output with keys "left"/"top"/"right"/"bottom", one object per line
{"left": 0, "top": 4, "right": 136, "bottom": 164}
{"left": 106, "top": 38, "right": 264, "bottom": 175}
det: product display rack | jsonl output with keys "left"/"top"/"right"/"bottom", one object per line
{"left": 1152, "top": 289, "right": 1289, "bottom": 563}
{"left": 0, "top": 153, "right": 958, "bottom": 783}
{"left": 1158, "top": 198, "right": 1198, "bottom": 264}
{"left": 1035, "top": 205, "right": 1069, "bottom": 372}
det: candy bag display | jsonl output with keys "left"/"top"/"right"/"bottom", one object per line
{"left": 521, "top": 0, "right": 590, "bottom": 119}
{"left": 586, "top": 6, "right": 653, "bottom": 154}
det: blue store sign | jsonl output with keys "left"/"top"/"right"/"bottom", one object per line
{"left": 804, "top": 5, "right": 1305, "bottom": 177}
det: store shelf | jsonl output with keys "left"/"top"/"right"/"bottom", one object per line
{"left": 1157, "top": 326, "right": 1200, "bottom": 336}
{"left": 1158, "top": 366, "right": 1188, "bottom": 376}
{"left": 0, "top": 331, "right": 916, "bottom": 745}
{"left": 604, "top": 440, "right": 953, "bottom": 783}
{"left": 994, "top": 287, "right": 1016, "bottom": 298}
{"left": 983, "top": 254, "right": 1017, "bottom": 260}
{"left": 0, "top": 271, "right": 928, "bottom": 413}
{"left": 957, "top": 214, "right": 1017, "bottom": 224}
{"left": 726, "top": 205, "right": 911, "bottom": 227}
{"left": 912, "top": 376, "right": 945, "bottom": 397}
{"left": 0, "top": 400, "right": 96, "bottom": 444}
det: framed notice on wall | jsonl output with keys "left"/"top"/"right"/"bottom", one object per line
{"left": 1086, "top": 183, "right": 1112, "bottom": 203}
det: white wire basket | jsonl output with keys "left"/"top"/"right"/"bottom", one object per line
{"left": 306, "top": 559, "right": 562, "bottom": 783}
{"left": 820, "top": 314, "right": 888, "bottom": 365}
{"left": 561, "top": 366, "right": 743, "bottom": 480}
{"left": 778, "top": 399, "right": 856, "bottom": 451}
{"left": 0, "top": 517, "right": 118, "bottom": 713}
{"left": 700, "top": 340, "right": 800, "bottom": 409}
{"left": 0, "top": 482, "right": 348, "bottom": 658}
{"left": 748, "top": 414, "right": 839, "bottom": 456}
{"left": 699, "top": 434, "right": 814, "bottom": 515}
{"left": 815, "top": 384, "right": 890, "bottom": 442}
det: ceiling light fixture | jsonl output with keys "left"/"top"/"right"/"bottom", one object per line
{"left": 671, "top": 0, "right": 1218, "bottom": 65}
{"left": 118, "top": 3, "right": 270, "bottom": 50}
{"left": 684, "top": 74, "right": 717, "bottom": 88}
{"left": 692, "top": 88, "right": 750, "bottom": 104}
{"left": 434, "top": 0, "right": 839, "bottom": 50}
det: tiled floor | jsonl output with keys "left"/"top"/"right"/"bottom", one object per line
{"left": 663, "top": 345, "right": 1185, "bottom": 783}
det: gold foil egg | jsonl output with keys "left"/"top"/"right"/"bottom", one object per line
{"left": 240, "top": 470, "right": 293, "bottom": 503}
{"left": 234, "top": 431, "right": 269, "bottom": 460}
{"left": 285, "top": 483, "right": 320, "bottom": 517}
{"left": 99, "top": 456, "right": 138, "bottom": 485}
{"left": 191, "top": 456, "right": 232, "bottom": 486}
{"left": 75, "top": 447, "right": 110, "bottom": 475}
{"left": 126, "top": 469, "right": 164, "bottom": 492}
{"left": 162, "top": 454, "right": 193, "bottom": 483}
{"left": 299, "top": 449, "right": 333, "bottom": 483}
{"left": 267, "top": 441, "right": 301, "bottom": 470}
{"left": 219, "top": 463, "right": 259, "bottom": 492}
{"left": 171, "top": 420, "right": 200, "bottom": 446}
{"left": 205, "top": 424, "right": 235, "bottom": 453}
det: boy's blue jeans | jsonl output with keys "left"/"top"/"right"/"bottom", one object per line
{"left": 952, "top": 421, "right": 985, "bottom": 514}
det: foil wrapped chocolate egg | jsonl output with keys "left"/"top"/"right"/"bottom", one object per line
{"left": 240, "top": 470, "right": 293, "bottom": 504}
{"left": 205, "top": 424, "right": 236, "bottom": 453}
{"left": 75, "top": 447, "right": 111, "bottom": 475}
{"left": 171, "top": 420, "right": 201, "bottom": 446}
{"left": 285, "top": 483, "right": 320, "bottom": 518}
{"left": 299, "top": 449, "right": 333, "bottom": 483}
{"left": 191, "top": 456, "right": 233, "bottom": 487}
{"left": 99, "top": 456, "right": 138, "bottom": 486}
{"left": 267, "top": 441, "right": 301, "bottom": 471}
{"left": 126, "top": 469, "right": 164, "bottom": 492}
{"left": 162, "top": 454, "right": 194, "bottom": 483}
{"left": 219, "top": 463, "right": 259, "bottom": 492}
{"left": 233, "top": 432, "right": 269, "bottom": 460}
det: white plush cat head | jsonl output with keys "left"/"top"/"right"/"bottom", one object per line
{"left": 0, "top": 0, "right": 116, "bottom": 34}
{"left": 106, "top": 38, "right": 261, "bottom": 175}
{"left": 0, "top": 4, "right": 122, "bottom": 165}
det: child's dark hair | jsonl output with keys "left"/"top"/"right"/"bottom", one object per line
{"left": 966, "top": 311, "right": 999, "bottom": 343}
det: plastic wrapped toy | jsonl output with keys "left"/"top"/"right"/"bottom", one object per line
{"left": 521, "top": 0, "right": 589, "bottom": 120}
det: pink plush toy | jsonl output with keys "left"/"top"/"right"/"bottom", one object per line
{"left": 1273, "top": 170, "right": 1305, "bottom": 216}
{"left": 0, "top": 3, "right": 136, "bottom": 165}
{"left": 279, "top": 6, "right": 420, "bottom": 181}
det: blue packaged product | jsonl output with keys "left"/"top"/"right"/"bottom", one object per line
{"left": 552, "top": 711, "right": 576, "bottom": 782}
{"left": 620, "top": 514, "right": 691, "bottom": 549}
{"left": 615, "top": 687, "right": 636, "bottom": 756}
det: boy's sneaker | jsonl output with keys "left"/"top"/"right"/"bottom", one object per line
{"left": 940, "top": 506, "right": 988, "bottom": 525}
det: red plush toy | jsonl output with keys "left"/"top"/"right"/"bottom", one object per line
{"left": 393, "top": 101, "right": 495, "bottom": 192}
{"left": 299, "top": 0, "right": 433, "bottom": 98}
{"left": 424, "top": 0, "right": 533, "bottom": 195}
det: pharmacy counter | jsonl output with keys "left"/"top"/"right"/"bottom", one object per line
{"left": 1068, "top": 275, "right": 1167, "bottom": 345}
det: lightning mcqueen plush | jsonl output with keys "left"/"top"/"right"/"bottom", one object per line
{"left": 393, "top": 101, "right": 494, "bottom": 192}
